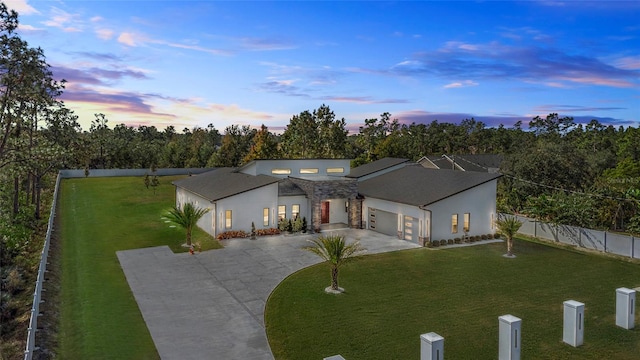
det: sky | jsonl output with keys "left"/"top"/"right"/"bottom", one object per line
{"left": 7, "top": 0, "right": 640, "bottom": 133}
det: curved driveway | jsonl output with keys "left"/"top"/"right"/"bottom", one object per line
{"left": 117, "top": 229, "right": 420, "bottom": 360}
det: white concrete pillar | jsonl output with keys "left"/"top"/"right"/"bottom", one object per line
{"left": 563, "top": 300, "right": 585, "bottom": 347}
{"left": 323, "top": 356, "right": 346, "bottom": 360}
{"left": 420, "top": 332, "right": 444, "bottom": 360}
{"left": 616, "top": 287, "right": 635, "bottom": 329}
{"left": 499, "top": 314, "right": 521, "bottom": 360}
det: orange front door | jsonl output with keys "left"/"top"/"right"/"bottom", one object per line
{"left": 321, "top": 201, "right": 330, "bottom": 224}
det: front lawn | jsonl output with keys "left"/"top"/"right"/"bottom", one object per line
{"left": 266, "top": 239, "right": 640, "bottom": 359}
{"left": 57, "top": 176, "right": 221, "bottom": 359}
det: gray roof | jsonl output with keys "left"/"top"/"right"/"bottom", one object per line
{"left": 172, "top": 168, "right": 280, "bottom": 202}
{"left": 278, "top": 178, "right": 306, "bottom": 196}
{"left": 358, "top": 165, "right": 502, "bottom": 207}
{"left": 422, "top": 156, "right": 454, "bottom": 170}
{"left": 423, "top": 154, "right": 504, "bottom": 172}
{"left": 451, "top": 154, "right": 504, "bottom": 172}
{"left": 347, "top": 157, "right": 409, "bottom": 178}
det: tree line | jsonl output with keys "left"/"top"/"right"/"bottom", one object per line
{"left": 0, "top": 3, "right": 638, "bottom": 357}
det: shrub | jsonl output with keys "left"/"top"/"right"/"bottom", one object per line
{"left": 216, "top": 230, "right": 248, "bottom": 240}
{"left": 431, "top": 240, "right": 440, "bottom": 247}
{"left": 425, "top": 240, "right": 433, "bottom": 248}
{"left": 494, "top": 233, "right": 501, "bottom": 239}
{"left": 256, "top": 228, "right": 280, "bottom": 236}
{"left": 481, "top": 234, "right": 488, "bottom": 240}
{"left": 447, "top": 239, "right": 454, "bottom": 245}
{"left": 292, "top": 217, "right": 303, "bottom": 232}
{"left": 301, "top": 217, "right": 307, "bottom": 233}
{"left": 278, "top": 217, "right": 289, "bottom": 232}
{"left": 440, "top": 239, "right": 447, "bottom": 246}
{"left": 469, "top": 236, "right": 476, "bottom": 242}
{"left": 454, "top": 238, "right": 461, "bottom": 244}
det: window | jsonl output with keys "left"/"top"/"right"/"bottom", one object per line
{"left": 300, "top": 168, "right": 318, "bottom": 174}
{"left": 292, "top": 204, "right": 300, "bottom": 219}
{"left": 263, "top": 208, "right": 269, "bottom": 227}
{"left": 451, "top": 214, "right": 458, "bottom": 233}
{"left": 278, "top": 205, "right": 286, "bottom": 220}
{"left": 463, "top": 213, "right": 470, "bottom": 233}
{"left": 225, "top": 210, "right": 232, "bottom": 229}
{"left": 326, "top": 167, "right": 344, "bottom": 174}
{"left": 271, "top": 168, "right": 291, "bottom": 175}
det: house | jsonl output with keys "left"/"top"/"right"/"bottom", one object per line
{"left": 354, "top": 164, "right": 501, "bottom": 244}
{"left": 418, "top": 154, "right": 503, "bottom": 173}
{"left": 172, "top": 158, "right": 501, "bottom": 245}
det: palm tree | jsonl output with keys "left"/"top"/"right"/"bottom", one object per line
{"left": 304, "top": 235, "right": 365, "bottom": 292}
{"left": 496, "top": 216, "right": 523, "bottom": 256}
{"left": 166, "top": 202, "right": 209, "bottom": 246}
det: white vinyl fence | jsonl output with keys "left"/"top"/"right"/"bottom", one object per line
{"left": 506, "top": 214, "right": 638, "bottom": 259}
{"left": 23, "top": 173, "right": 61, "bottom": 360}
{"left": 24, "top": 168, "right": 209, "bottom": 359}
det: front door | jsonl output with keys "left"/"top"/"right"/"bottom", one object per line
{"left": 321, "top": 201, "right": 330, "bottom": 224}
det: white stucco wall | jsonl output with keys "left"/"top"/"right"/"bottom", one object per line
{"left": 325, "top": 198, "right": 349, "bottom": 224}
{"left": 175, "top": 188, "right": 215, "bottom": 236}
{"left": 238, "top": 159, "right": 352, "bottom": 177}
{"left": 362, "top": 197, "right": 429, "bottom": 239}
{"left": 175, "top": 183, "right": 280, "bottom": 237}
{"left": 277, "top": 195, "right": 309, "bottom": 222}
{"left": 216, "top": 183, "right": 279, "bottom": 234}
{"left": 425, "top": 179, "right": 497, "bottom": 241}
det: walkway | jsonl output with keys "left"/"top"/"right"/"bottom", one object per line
{"left": 117, "top": 229, "right": 420, "bottom": 360}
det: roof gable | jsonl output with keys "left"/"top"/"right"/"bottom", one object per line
{"left": 358, "top": 165, "right": 501, "bottom": 206}
{"left": 173, "top": 168, "right": 279, "bottom": 201}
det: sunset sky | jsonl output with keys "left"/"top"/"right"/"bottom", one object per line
{"left": 8, "top": 0, "right": 640, "bottom": 132}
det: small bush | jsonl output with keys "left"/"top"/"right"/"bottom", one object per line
{"left": 216, "top": 230, "right": 248, "bottom": 240}
{"left": 292, "top": 217, "right": 303, "bottom": 232}
{"left": 425, "top": 240, "right": 433, "bottom": 248}
{"left": 440, "top": 239, "right": 447, "bottom": 246}
{"left": 494, "top": 233, "right": 501, "bottom": 239}
{"left": 469, "top": 236, "right": 476, "bottom": 242}
{"left": 454, "top": 238, "right": 461, "bottom": 244}
{"left": 447, "top": 239, "right": 454, "bottom": 245}
{"left": 481, "top": 234, "right": 488, "bottom": 240}
{"left": 278, "top": 217, "right": 289, "bottom": 232}
{"left": 431, "top": 240, "right": 440, "bottom": 247}
{"left": 256, "top": 228, "right": 280, "bottom": 236}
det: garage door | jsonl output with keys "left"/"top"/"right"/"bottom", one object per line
{"left": 368, "top": 208, "right": 397, "bottom": 237}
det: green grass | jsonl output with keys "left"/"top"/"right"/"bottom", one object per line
{"left": 266, "top": 239, "right": 640, "bottom": 359}
{"left": 57, "top": 176, "right": 221, "bottom": 359}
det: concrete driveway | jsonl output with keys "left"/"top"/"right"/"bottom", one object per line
{"left": 117, "top": 229, "right": 420, "bottom": 360}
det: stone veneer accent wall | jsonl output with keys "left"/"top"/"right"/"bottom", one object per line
{"left": 349, "top": 197, "right": 363, "bottom": 229}
{"left": 289, "top": 177, "right": 358, "bottom": 231}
